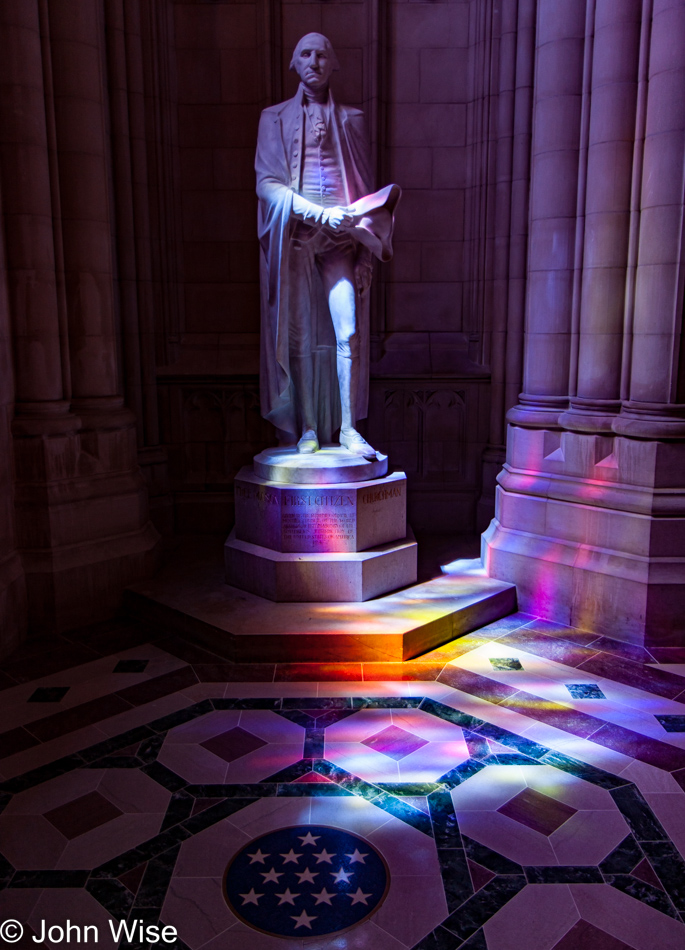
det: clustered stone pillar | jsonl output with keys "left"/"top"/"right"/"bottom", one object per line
{"left": 484, "top": 0, "right": 685, "bottom": 646}
{"left": 0, "top": 0, "right": 160, "bottom": 640}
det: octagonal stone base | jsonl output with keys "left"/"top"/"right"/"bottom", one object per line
{"left": 234, "top": 467, "right": 407, "bottom": 554}
{"left": 224, "top": 527, "right": 418, "bottom": 603}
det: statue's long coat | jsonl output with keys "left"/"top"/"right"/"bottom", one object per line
{"left": 255, "top": 89, "right": 373, "bottom": 442}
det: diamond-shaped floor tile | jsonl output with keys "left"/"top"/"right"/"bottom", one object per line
{"left": 27, "top": 686, "right": 70, "bottom": 703}
{"left": 200, "top": 726, "right": 267, "bottom": 763}
{"left": 113, "top": 659, "right": 149, "bottom": 673}
{"left": 565, "top": 683, "right": 605, "bottom": 699}
{"left": 497, "top": 786, "right": 577, "bottom": 836}
{"left": 655, "top": 714, "right": 685, "bottom": 733}
{"left": 361, "top": 725, "right": 429, "bottom": 761}
{"left": 552, "top": 920, "right": 635, "bottom": 950}
{"left": 490, "top": 657, "right": 523, "bottom": 670}
{"left": 44, "top": 790, "right": 123, "bottom": 839}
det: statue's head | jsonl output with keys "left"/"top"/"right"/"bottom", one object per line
{"left": 290, "top": 33, "right": 339, "bottom": 90}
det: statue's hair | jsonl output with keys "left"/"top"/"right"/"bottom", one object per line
{"left": 289, "top": 33, "right": 340, "bottom": 72}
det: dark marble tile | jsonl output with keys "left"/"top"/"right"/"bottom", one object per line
{"left": 141, "top": 762, "right": 188, "bottom": 792}
{"left": 354, "top": 696, "right": 422, "bottom": 709}
{"left": 599, "top": 835, "right": 644, "bottom": 875}
{"left": 136, "top": 734, "right": 166, "bottom": 765}
{"left": 565, "top": 683, "right": 605, "bottom": 699}
{"left": 489, "top": 657, "right": 523, "bottom": 671}
{"left": 463, "top": 836, "right": 523, "bottom": 875}
{"left": 261, "top": 759, "right": 314, "bottom": 783}
{"left": 276, "top": 782, "right": 349, "bottom": 797}
{"left": 314, "top": 708, "right": 357, "bottom": 728}
{"left": 437, "top": 667, "right": 519, "bottom": 703}
{"left": 655, "top": 714, "right": 685, "bottom": 733}
{"left": 45, "top": 790, "right": 123, "bottom": 839}
{"left": 485, "top": 752, "right": 541, "bottom": 766}
{"left": 186, "top": 783, "right": 273, "bottom": 799}
{"left": 441, "top": 875, "right": 527, "bottom": 942}
{"left": 500, "top": 693, "right": 602, "bottom": 739}
{"left": 379, "top": 781, "right": 441, "bottom": 796}
{"left": 610, "top": 785, "right": 668, "bottom": 842}
{"left": 472, "top": 722, "right": 548, "bottom": 760}
{"left": 0, "top": 727, "right": 40, "bottom": 760}
{"left": 314, "top": 761, "right": 384, "bottom": 801}
{"left": 79, "top": 726, "right": 154, "bottom": 764}
{"left": 641, "top": 841, "right": 685, "bottom": 910}
{"left": 10, "top": 870, "right": 89, "bottom": 888}
{"left": 133, "top": 846, "right": 180, "bottom": 909}
{"left": 372, "top": 790, "right": 434, "bottom": 834}
{"left": 27, "top": 686, "right": 70, "bottom": 703}
{"left": 419, "top": 698, "right": 483, "bottom": 731}
{"left": 428, "top": 790, "right": 462, "bottom": 849}
{"left": 461, "top": 929, "right": 488, "bottom": 950}
{"left": 498, "top": 787, "right": 576, "bottom": 836}
{"left": 115, "top": 666, "right": 197, "bottom": 706}
{"left": 180, "top": 798, "right": 253, "bottom": 833}
{"left": 284, "top": 697, "right": 350, "bottom": 710}
{"left": 277, "top": 709, "right": 315, "bottom": 728}
{"left": 499, "top": 629, "right": 599, "bottom": 667}
{"left": 201, "top": 726, "right": 267, "bottom": 763}
{"left": 437, "top": 847, "right": 473, "bottom": 910}
{"left": 589, "top": 637, "right": 656, "bottom": 665}
{"left": 303, "top": 729, "right": 325, "bottom": 759}
{"left": 213, "top": 697, "right": 280, "bottom": 710}
{"left": 0, "top": 791, "right": 10, "bottom": 816}
{"left": 148, "top": 701, "right": 213, "bottom": 733}
{"left": 190, "top": 797, "right": 225, "bottom": 816}
{"left": 409, "top": 925, "right": 463, "bottom": 950}
{"left": 462, "top": 730, "right": 490, "bottom": 760}
{"left": 0, "top": 853, "right": 14, "bottom": 883}
{"left": 362, "top": 724, "right": 429, "bottom": 761}
{"left": 605, "top": 874, "right": 679, "bottom": 919}
{"left": 538, "top": 750, "right": 630, "bottom": 789}
{"left": 114, "top": 659, "right": 149, "bottom": 674}
{"left": 468, "top": 859, "right": 495, "bottom": 893}
{"left": 86, "top": 755, "right": 142, "bottom": 769}
{"left": 631, "top": 856, "right": 664, "bottom": 892}
{"left": 525, "top": 866, "right": 602, "bottom": 883}
{"left": 27, "top": 694, "right": 133, "bottom": 742}
{"left": 86, "top": 878, "right": 135, "bottom": 918}
{"left": 160, "top": 792, "right": 194, "bottom": 832}
{"left": 577, "top": 653, "right": 685, "bottom": 701}
{"left": 438, "top": 758, "right": 486, "bottom": 789}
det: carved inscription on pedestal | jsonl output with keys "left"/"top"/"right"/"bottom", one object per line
{"left": 281, "top": 493, "right": 356, "bottom": 548}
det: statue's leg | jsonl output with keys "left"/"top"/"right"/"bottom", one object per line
{"left": 290, "top": 244, "right": 319, "bottom": 453}
{"left": 320, "top": 246, "right": 376, "bottom": 456}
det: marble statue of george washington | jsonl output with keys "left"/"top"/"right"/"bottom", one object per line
{"left": 255, "top": 32, "right": 400, "bottom": 456}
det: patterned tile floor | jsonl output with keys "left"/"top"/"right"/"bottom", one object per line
{"left": 1, "top": 612, "right": 685, "bottom": 949}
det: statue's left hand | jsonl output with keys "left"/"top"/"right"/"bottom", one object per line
{"left": 354, "top": 259, "right": 373, "bottom": 296}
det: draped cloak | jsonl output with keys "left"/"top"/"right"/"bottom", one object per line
{"left": 255, "top": 89, "right": 374, "bottom": 443}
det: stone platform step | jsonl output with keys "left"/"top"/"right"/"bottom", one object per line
{"left": 123, "top": 538, "right": 517, "bottom": 662}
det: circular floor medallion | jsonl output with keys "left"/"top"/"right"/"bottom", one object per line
{"left": 223, "top": 825, "right": 390, "bottom": 938}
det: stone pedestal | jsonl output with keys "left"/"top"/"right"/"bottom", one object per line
{"left": 225, "top": 451, "right": 417, "bottom": 603}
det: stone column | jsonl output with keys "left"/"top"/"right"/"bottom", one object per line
{"left": 614, "top": 0, "right": 685, "bottom": 438}
{"left": 0, "top": 0, "right": 71, "bottom": 422}
{"left": 507, "top": 0, "right": 587, "bottom": 429}
{"left": 47, "top": 0, "right": 120, "bottom": 407}
{"left": 0, "top": 186, "right": 27, "bottom": 657}
{"left": 560, "top": 0, "right": 642, "bottom": 432}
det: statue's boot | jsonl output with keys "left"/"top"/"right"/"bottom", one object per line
{"left": 337, "top": 352, "right": 377, "bottom": 456}
{"left": 297, "top": 427, "right": 320, "bottom": 454}
{"left": 290, "top": 355, "right": 319, "bottom": 453}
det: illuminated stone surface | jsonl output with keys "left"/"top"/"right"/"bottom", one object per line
{"left": 233, "top": 467, "right": 407, "bottom": 554}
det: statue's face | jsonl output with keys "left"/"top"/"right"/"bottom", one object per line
{"left": 293, "top": 34, "right": 335, "bottom": 90}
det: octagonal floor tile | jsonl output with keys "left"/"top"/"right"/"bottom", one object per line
{"left": 158, "top": 710, "right": 305, "bottom": 784}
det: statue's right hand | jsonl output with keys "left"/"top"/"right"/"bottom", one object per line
{"left": 322, "top": 207, "right": 355, "bottom": 231}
